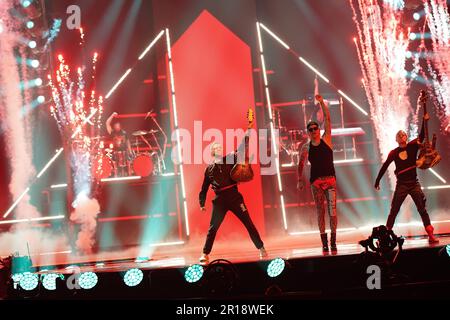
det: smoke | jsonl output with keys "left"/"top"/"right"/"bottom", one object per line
{"left": 0, "top": 1, "right": 40, "bottom": 220}
{"left": 70, "top": 192, "right": 100, "bottom": 255}
{"left": 0, "top": 228, "right": 69, "bottom": 257}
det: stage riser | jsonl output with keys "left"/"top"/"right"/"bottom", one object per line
{"left": 9, "top": 246, "right": 450, "bottom": 299}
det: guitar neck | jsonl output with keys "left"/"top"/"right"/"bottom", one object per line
{"left": 422, "top": 100, "right": 429, "bottom": 142}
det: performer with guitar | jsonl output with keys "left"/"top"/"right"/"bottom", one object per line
{"left": 198, "top": 109, "right": 267, "bottom": 264}
{"left": 374, "top": 91, "right": 439, "bottom": 244}
{"left": 297, "top": 95, "right": 338, "bottom": 253}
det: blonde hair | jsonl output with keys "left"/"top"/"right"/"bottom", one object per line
{"left": 210, "top": 142, "right": 222, "bottom": 157}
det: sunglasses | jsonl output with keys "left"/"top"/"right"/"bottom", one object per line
{"left": 308, "top": 126, "right": 319, "bottom": 132}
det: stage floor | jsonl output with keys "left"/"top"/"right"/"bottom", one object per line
{"left": 30, "top": 222, "right": 450, "bottom": 275}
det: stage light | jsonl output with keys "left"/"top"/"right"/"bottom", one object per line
{"left": 267, "top": 258, "right": 285, "bottom": 278}
{"left": 413, "top": 12, "right": 421, "bottom": 21}
{"left": 123, "top": 268, "right": 144, "bottom": 287}
{"left": 37, "top": 95, "right": 45, "bottom": 104}
{"left": 42, "top": 273, "right": 63, "bottom": 290}
{"left": 184, "top": 264, "right": 204, "bottom": 283}
{"left": 78, "top": 272, "right": 98, "bottom": 289}
{"left": 26, "top": 21, "right": 35, "bottom": 29}
{"left": 11, "top": 273, "right": 24, "bottom": 283}
{"left": 409, "top": 33, "right": 417, "bottom": 40}
{"left": 19, "top": 272, "right": 39, "bottom": 291}
{"left": 31, "top": 59, "right": 39, "bottom": 68}
{"left": 34, "top": 78, "right": 42, "bottom": 86}
{"left": 406, "top": 51, "right": 412, "bottom": 59}
{"left": 28, "top": 40, "right": 37, "bottom": 49}
{"left": 22, "top": 0, "right": 32, "bottom": 8}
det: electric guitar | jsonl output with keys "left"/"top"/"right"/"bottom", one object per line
{"left": 416, "top": 90, "right": 441, "bottom": 169}
{"left": 230, "top": 108, "right": 254, "bottom": 183}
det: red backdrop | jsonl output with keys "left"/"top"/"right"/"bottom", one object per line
{"left": 170, "top": 10, "right": 265, "bottom": 242}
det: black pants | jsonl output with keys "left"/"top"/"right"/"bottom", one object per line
{"left": 203, "top": 190, "right": 264, "bottom": 254}
{"left": 386, "top": 180, "right": 431, "bottom": 230}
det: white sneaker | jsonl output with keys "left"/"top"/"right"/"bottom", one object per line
{"left": 259, "top": 247, "right": 268, "bottom": 259}
{"left": 199, "top": 253, "right": 209, "bottom": 263}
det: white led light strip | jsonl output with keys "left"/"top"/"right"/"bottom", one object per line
{"left": 257, "top": 22, "right": 288, "bottom": 231}
{"left": 258, "top": 22, "right": 368, "bottom": 116}
{"left": 165, "top": 28, "right": 190, "bottom": 237}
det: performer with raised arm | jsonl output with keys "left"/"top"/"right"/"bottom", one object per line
{"left": 198, "top": 121, "right": 267, "bottom": 264}
{"left": 297, "top": 95, "right": 338, "bottom": 253}
{"left": 106, "top": 112, "right": 132, "bottom": 176}
{"left": 374, "top": 107, "right": 439, "bottom": 244}
{"left": 310, "top": 75, "right": 325, "bottom": 128}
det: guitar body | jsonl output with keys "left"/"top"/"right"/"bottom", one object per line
{"left": 230, "top": 108, "right": 255, "bottom": 183}
{"left": 230, "top": 163, "right": 254, "bottom": 182}
{"left": 416, "top": 91, "right": 441, "bottom": 170}
{"left": 416, "top": 140, "right": 441, "bottom": 169}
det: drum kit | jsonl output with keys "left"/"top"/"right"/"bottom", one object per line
{"left": 279, "top": 127, "right": 308, "bottom": 165}
{"left": 90, "top": 128, "right": 165, "bottom": 180}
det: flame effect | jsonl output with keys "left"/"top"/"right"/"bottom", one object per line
{"left": 49, "top": 45, "right": 104, "bottom": 254}
{"left": 350, "top": 0, "right": 415, "bottom": 186}
{"left": 421, "top": 0, "right": 450, "bottom": 134}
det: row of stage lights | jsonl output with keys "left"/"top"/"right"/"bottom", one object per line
{"left": 5, "top": 0, "right": 48, "bottom": 106}
{"left": 11, "top": 268, "right": 144, "bottom": 291}
{"left": 11, "top": 258, "right": 289, "bottom": 293}
{"left": 10, "top": 245, "right": 450, "bottom": 296}
{"left": 183, "top": 258, "right": 287, "bottom": 283}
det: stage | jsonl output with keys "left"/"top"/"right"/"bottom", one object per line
{"left": 3, "top": 224, "right": 449, "bottom": 300}
{"left": 1, "top": 0, "right": 450, "bottom": 302}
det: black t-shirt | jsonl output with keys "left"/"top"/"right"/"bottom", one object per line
{"left": 198, "top": 135, "right": 250, "bottom": 206}
{"left": 375, "top": 139, "right": 420, "bottom": 184}
{"left": 111, "top": 129, "right": 127, "bottom": 151}
{"left": 308, "top": 139, "right": 336, "bottom": 183}
{"left": 199, "top": 154, "right": 238, "bottom": 207}
{"left": 375, "top": 120, "right": 425, "bottom": 186}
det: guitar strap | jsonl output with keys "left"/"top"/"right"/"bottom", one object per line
{"left": 396, "top": 165, "right": 416, "bottom": 176}
{"left": 216, "top": 184, "right": 238, "bottom": 193}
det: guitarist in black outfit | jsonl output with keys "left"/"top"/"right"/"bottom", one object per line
{"left": 198, "top": 131, "right": 267, "bottom": 264}
{"left": 374, "top": 112, "right": 439, "bottom": 243}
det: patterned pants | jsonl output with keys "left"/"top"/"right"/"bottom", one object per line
{"left": 311, "top": 176, "right": 337, "bottom": 234}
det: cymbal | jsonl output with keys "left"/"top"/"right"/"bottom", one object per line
{"left": 132, "top": 130, "right": 149, "bottom": 136}
{"left": 132, "top": 129, "right": 159, "bottom": 136}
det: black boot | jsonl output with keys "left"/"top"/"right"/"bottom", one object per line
{"left": 320, "top": 233, "right": 329, "bottom": 252}
{"left": 330, "top": 232, "right": 337, "bottom": 252}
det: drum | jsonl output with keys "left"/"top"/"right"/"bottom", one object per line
{"left": 92, "top": 155, "right": 114, "bottom": 179}
{"left": 132, "top": 153, "right": 154, "bottom": 177}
